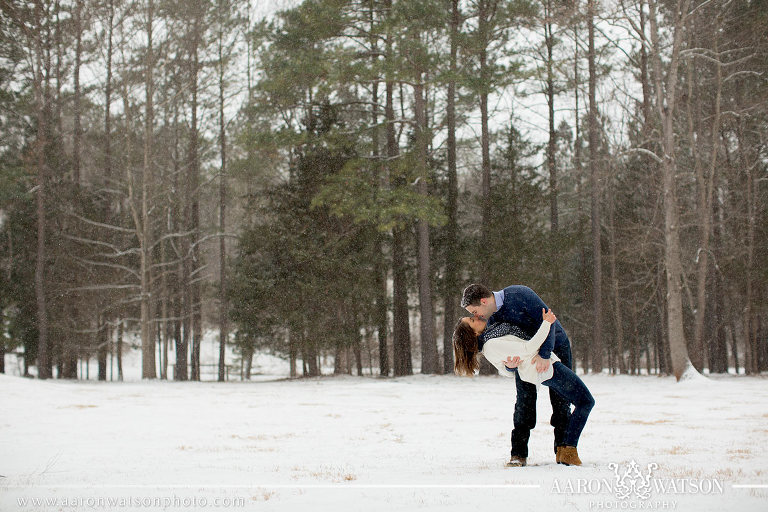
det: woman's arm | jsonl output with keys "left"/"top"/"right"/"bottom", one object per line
{"left": 484, "top": 309, "right": 555, "bottom": 372}
{"left": 524, "top": 314, "right": 553, "bottom": 353}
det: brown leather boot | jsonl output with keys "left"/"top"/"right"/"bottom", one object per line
{"left": 556, "top": 445, "right": 563, "bottom": 464}
{"left": 558, "top": 446, "right": 582, "bottom": 466}
{"left": 506, "top": 455, "right": 527, "bottom": 467}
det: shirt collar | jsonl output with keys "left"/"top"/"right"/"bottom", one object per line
{"left": 492, "top": 290, "right": 504, "bottom": 311}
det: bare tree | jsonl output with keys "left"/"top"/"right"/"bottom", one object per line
{"left": 368, "top": 1, "right": 390, "bottom": 379}
{"left": 71, "top": 0, "right": 82, "bottom": 183}
{"left": 412, "top": 39, "right": 438, "bottom": 375}
{"left": 215, "top": 0, "right": 240, "bottom": 381}
{"left": 688, "top": 10, "right": 723, "bottom": 372}
{"left": 441, "top": 0, "right": 460, "bottom": 374}
{"left": 646, "top": 0, "right": 695, "bottom": 380}
{"left": 476, "top": 0, "right": 496, "bottom": 285}
{"left": 140, "top": 0, "right": 156, "bottom": 379}
{"left": 386, "top": 0, "right": 412, "bottom": 377}
{"left": 33, "top": 0, "right": 53, "bottom": 379}
{"left": 587, "top": 0, "right": 603, "bottom": 373}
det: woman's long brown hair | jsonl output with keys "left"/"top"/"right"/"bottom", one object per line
{"left": 453, "top": 318, "right": 480, "bottom": 376}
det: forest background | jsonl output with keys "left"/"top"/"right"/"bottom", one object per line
{"left": 0, "top": 0, "right": 766, "bottom": 382}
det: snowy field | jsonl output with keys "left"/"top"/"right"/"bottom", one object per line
{"left": 2, "top": 362, "right": 768, "bottom": 511}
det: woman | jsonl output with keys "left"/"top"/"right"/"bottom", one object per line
{"left": 453, "top": 308, "right": 595, "bottom": 466}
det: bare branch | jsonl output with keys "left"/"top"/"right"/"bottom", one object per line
{"left": 66, "top": 284, "right": 141, "bottom": 292}
{"left": 622, "top": 147, "right": 664, "bottom": 164}
{"left": 71, "top": 257, "right": 140, "bottom": 279}
{"left": 66, "top": 211, "right": 136, "bottom": 234}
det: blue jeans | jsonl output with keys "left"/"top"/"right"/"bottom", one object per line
{"left": 541, "top": 362, "right": 595, "bottom": 447}
{"left": 510, "top": 341, "right": 574, "bottom": 458}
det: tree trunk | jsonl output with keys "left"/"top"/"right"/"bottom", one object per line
{"left": 477, "top": 1, "right": 497, "bottom": 376}
{"left": 289, "top": 329, "right": 297, "bottom": 378}
{"left": 608, "top": 180, "right": 625, "bottom": 373}
{"left": 334, "top": 339, "right": 345, "bottom": 375}
{"left": 587, "top": 0, "right": 603, "bottom": 373}
{"left": 709, "top": 269, "right": 728, "bottom": 373}
{"left": 162, "top": 303, "right": 169, "bottom": 380}
{"left": 172, "top": 99, "right": 188, "bottom": 382}
{"left": 0, "top": 307, "right": 5, "bottom": 373}
{"left": 104, "top": 0, "right": 113, "bottom": 184}
{"left": 52, "top": 0, "right": 63, "bottom": 138}
{"left": 188, "top": 9, "right": 203, "bottom": 381}
{"left": 691, "top": 35, "right": 721, "bottom": 372}
{"left": 647, "top": 0, "right": 694, "bottom": 381}
{"left": 638, "top": 6, "right": 652, "bottom": 133}
{"left": 217, "top": 13, "right": 229, "bottom": 382}
{"left": 709, "top": 168, "right": 728, "bottom": 374}
{"left": 97, "top": 317, "right": 108, "bottom": 381}
{"left": 354, "top": 326, "right": 363, "bottom": 376}
{"left": 178, "top": 248, "right": 190, "bottom": 381}
{"left": 244, "top": 343, "right": 254, "bottom": 380}
{"left": 103, "top": 0, "right": 117, "bottom": 381}
{"left": 544, "top": 0, "right": 561, "bottom": 304}
{"left": 385, "top": 0, "right": 411, "bottom": 377}
{"left": 758, "top": 316, "right": 765, "bottom": 373}
{"left": 192, "top": 288, "right": 201, "bottom": 380}
{"left": 374, "top": 236, "right": 389, "bottom": 377}
{"left": 72, "top": 0, "right": 83, "bottom": 184}
{"left": 34, "top": 0, "right": 51, "bottom": 380}
{"left": 392, "top": 226, "right": 412, "bottom": 376}
{"left": 413, "top": 71, "right": 437, "bottom": 375}
{"left": 479, "top": 53, "right": 491, "bottom": 286}
{"left": 729, "top": 316, "right": 739, "bottom": 374}
{"left": 737, "top": 119, "right": 757, "bottom": 374}
{"left": 655, "top": 279, "right": 669, "bottom": 375}
{"left": 140, "top": 0, "right": 156, "bottom": 379}
{"left": 117, "top": 319, "right": 124, "bottom": 381}
{"left": 160, "top": 229, "right": 169, "bottom": 380}
{"left": 630, "top": 301, "right": 639, "bottom": 374}
{"left": 307, "top": 333, "right": 319, "bottom": 377}
{"left": 573, "top": 23, "right": 589, "bottom": 373}
{"left": 368, "top": 3, "right": 389, "bottom": 378}
{"left": 442, "top": 0, "right": 460, "bottom": 375}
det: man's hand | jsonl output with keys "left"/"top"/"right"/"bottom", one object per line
{"left": 531, "top": 354, "right": 551, "bottom": 373}
{"left": 503, "top": 356, "right": 521, "bottom": 369}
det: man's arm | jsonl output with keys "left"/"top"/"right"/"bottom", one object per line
{"left": 537, "top": 325, "right": 556, "bottom": 359}
{"left": 518, "top": 287, "right": 556, "bottom": 359}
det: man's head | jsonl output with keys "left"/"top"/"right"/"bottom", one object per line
{"left": 461, "top": 283, "right": 496, "bottom": 321}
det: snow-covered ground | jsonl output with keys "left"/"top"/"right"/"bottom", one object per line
{"left": 2, "top": 365, "right": 767, "bottom": 511}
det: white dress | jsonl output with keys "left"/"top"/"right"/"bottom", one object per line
{"left": 480, "top": 319, "right": 559, "bottom": 384}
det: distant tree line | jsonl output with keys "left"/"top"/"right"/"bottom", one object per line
{"left": 0, "top": 0, "right": 766, "bottom": 381}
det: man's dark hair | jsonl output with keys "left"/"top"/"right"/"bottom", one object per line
{"left": 461, "top": 284, "right": 492, "bottom": 308}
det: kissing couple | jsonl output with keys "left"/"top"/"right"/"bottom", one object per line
{"left": 452, "top": 284, "right": 595, "bottom": 467}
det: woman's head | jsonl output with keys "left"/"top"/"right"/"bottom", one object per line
{"left": 453, "top": 317, "right": 482, "bottom": 377}
{"left": 462, "top": 315, "right": 487, "bottom": 335}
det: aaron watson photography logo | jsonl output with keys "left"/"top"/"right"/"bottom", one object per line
{"left": 551, "top": 460, "right": 724, "bottom": 509}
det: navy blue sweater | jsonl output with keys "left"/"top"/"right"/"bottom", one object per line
{"left": 481, "top": 285, "right": 569, "bottom": 359}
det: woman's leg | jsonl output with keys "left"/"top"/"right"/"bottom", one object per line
{"left": 549, "top": 342, "right": 574, "bottom": 453}
{"left": 542, "top": 362, "right": 595, "bottom": 447}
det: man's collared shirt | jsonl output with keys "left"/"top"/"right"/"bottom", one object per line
{"left": 492, "top": 290, "right": 504, "bottom": 312}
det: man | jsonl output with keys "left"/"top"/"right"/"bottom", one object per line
{"left": 461, "top": 283, "right": 574, "bottom": 467}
